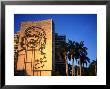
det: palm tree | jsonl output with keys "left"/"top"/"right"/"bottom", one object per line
{"left": 88, "top": 60, "right": 97, "bottom": 76}
{"left": 74, "top": 42, "right": 80, "bottom": 76}
{"left": 74, "top": 41, "right": 90, "bottom": 76}
{"left": 80, "top": 54, "right": 90, "bottom": 75}
{"left": 67, "top": 40, "right": 75, "bottom": 76}
{"left": 79, "top": 41, "right": 90, "bottom": 76}
{"left": 56, "top": 40, "right": 90, "bottom": 76}
{"left": 59, "top": 41, "right": 69, "bottom": 76}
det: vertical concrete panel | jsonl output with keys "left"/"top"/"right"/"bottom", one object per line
{"left": 15, "top": 19, "right": 53, "bottom": 76}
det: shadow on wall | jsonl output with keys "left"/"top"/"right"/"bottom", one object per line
{"left": 14, "top": 70, "right": 30, "bottom": 76}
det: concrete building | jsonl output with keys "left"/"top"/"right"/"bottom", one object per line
{"left": 14, "top": 19, "right": 55, "bottom": 76}
{"left": 55, "top": 33, "right": 66, "bottom": 75}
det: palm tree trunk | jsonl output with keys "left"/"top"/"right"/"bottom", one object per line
{"left": 95, "top": 65, "right": 96, "bottom": 75}
{"left": 66, "top": 63, "right": 68, "bottom": 76}
{"left": 82, "top": 63, "right": 84, "bottom": 76}
{"left": 72, "top": 59, "right": 75, "bottom": 76}
{"left": 79, "top": 59, "right": 82, "bottom": 76}
{"left": 72, "top": 60, "right": 73, "bottom": 76}
{"left": 65, "top": 56, "right": 68, "bottom": 76}
{"left": 77, "top": 67, "right": 78, "bottom": 76}
{"left": 76, "top": 60, "right": 78, "bottom": 76}
{"left": 74, "top": 60, "right": 75, "bottom": 76}
{"left": 66, "top": 60, "right": 68, "bottom": 76}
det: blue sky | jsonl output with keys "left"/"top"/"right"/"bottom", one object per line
{"left": 14, "top": 14, "right": 97, "bottom": 66}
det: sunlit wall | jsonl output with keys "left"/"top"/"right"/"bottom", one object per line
{"left": 15, "top": 19, "right": 52, "bottom": 76}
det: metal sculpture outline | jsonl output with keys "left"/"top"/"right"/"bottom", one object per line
{"left": 20, "top": 26, "right": 47, "bottom": 75}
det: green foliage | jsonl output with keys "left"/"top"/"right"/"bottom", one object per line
{"left": 55, "top": 39, "right": 96, "bottom": 76}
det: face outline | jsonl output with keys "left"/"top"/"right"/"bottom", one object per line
{"left": 20, "top": 26, "right": 47, "bottom": 70}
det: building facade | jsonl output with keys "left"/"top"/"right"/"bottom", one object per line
{"left": 14, "top": 19, "right": 54, "bottom": 76}
{"left": 55, "top": 33, "right": 66, "bottom": 75}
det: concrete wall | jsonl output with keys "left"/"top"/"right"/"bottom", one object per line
{"left": 15, "top": 19, "right": 52, "bottom": 76}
